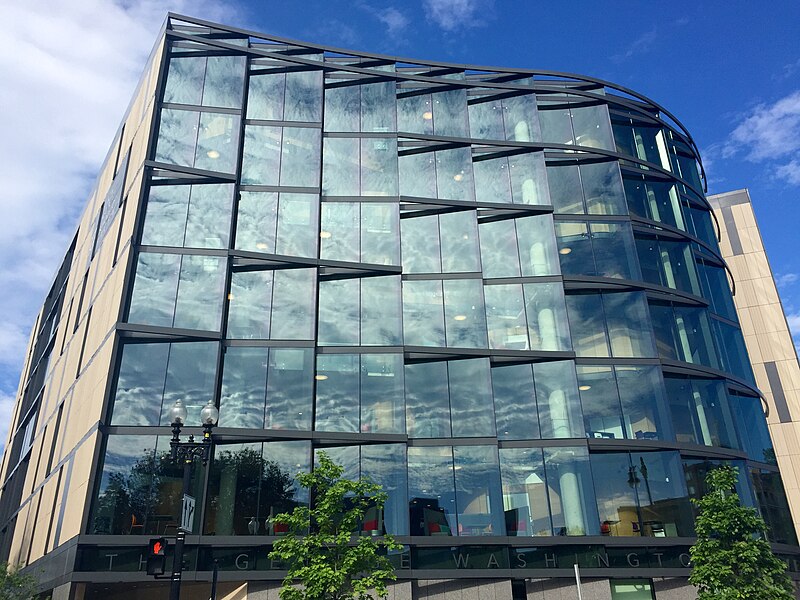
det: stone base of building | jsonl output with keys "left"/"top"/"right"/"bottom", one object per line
{"left": 60, "top": 577, "right": 717, "bottom": 600}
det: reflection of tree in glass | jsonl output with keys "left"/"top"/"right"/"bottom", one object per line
{"left": 93, "top": 450, "right": 183, "bottom": 535}
{"left": 205, "top": 447, "right": 298, "bottom": 536}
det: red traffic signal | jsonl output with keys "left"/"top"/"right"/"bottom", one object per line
{"left": 147, "top": 537, "right": 167, "bottom": 576}
{"left": 149, "top": 537, "right": 167, "bottom": 557}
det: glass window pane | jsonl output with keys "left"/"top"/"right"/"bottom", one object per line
{"left": 280, "top": 126, "right": 320, "bottom": 187}
{"left": 444, "top": 279, "right": 488, "bottom": 348}
{"left": 155, "top": 108, "right": 199, "bottom": 169}
{"left": 580, "top": 162, "right": 626, "bottom": 215}
{"left": 633, "top": 451, "right": 694, "bottom": 537}
{"left": 405, "top": 361, "right": 450, "bottom": 438}
{"left": 361, "top": 203, "right": 400, "bottom": 265}
{"left": 492, "top": 364, "right": 540, "bottom": 440}
{"left": 270, "top": 268, "right": 316, "bottom": 339}
{"left": 525, "top": 283, "right": 571, "bottom": 351}
{"left": 247, "top": 73, "right": 285, "bottom": 120}
{"left": 276, "top": 193, "right": 318, "bottom": 258}
{"left": 241, "top": 125, "right": 281, "bottom": 185}
{"left": 401, "top": 215, "right": 441, "bottom": 273}
{"left": 361, "top": 276, "right": 402, "bottom": 346}
{"left": 203, "top": 56, "right": 246, "bottom": 109}
{"left": 436, "top": 148, "right": 475, "bottom": 201}
{"left": 194, "top": 112, "right": 239, "bottom": 174}
{"left": 578, "top": 366, "right": 624, "bottom": 440}
{"left": 227, "top": 271, "right": 273, "bottom": 339}
{"left": 674, "top": 306, "right": 719, "bottom": 368}
{"left": 361, "top": 354, "right": 405, "bottom": 434}
{"left": 433, "top": 89, "right": 468, "bottom": 137}
{"left": 730, "top": 392, "right": 773, "bottom": 463}
{"left": 591, "top": 453, "right": 639, "bottom": 536}
{"left": 266, "top": 349, "right": 313, "bottom": 431}
{"left": 361, "top": 444, "right": 408, "bottom": 535}
{"left": 555, "top": 221, "right": 593, "bottom": 276}
{"left": 173, "top": 255, "right": 226, "bottom": 331}
{"left": 504, "top": 94, "right": 541, "bottom": 143}
{"left": 142, "top": 185, "right": 191, "bottom": 247}
{"left": 322, "top": 138, "right": 360, "bottom": 196}
{"left": 448, "top": 359, "right": 495, "bottom": 437}
{"left": 499, "top": 447, "right": 549, "bottom": 536}
{"left": 219, "top": 347, "right": 267, "bottom": 428}
{"left": 160, "top": 342, "right": 218, "bottom": 425}
{"left": 112, "top": 344, "right": 169, "bottom": 425}
{"left": 183, "top": 184, "right": 235, "bottom": 248}
{"left": 324, "top": 85, "right": 360, "bottom": 132}
{"left": 362, "top": 81, "right": 396, "bottom": 133}
{"left": 664, "top": 377, "right": 738, "bottom": 448}
{"left": 235, "top": 191, "right": 278, "bottom": 253}
{"left": 402, "top": 280, "right": 445, "bottom": 347}
{"left": 535, "top": 361, "right": 584, "bottom": 439}
{"left": 479, "top": 220, "right": 521, "bottom": 278}
{"left": 590, "top": 222, "right": 640, "bottom": 280}
{"left": 408, "top": 447, "right": 456, "bottom": 536}
{"left": 321, "top": 202, "right": 360, "bottom": 262}
{"left": 566, "top": 294, "right": 609, "bottom": 357}
{"left": 510, "top": 153, "right": 550, "bottom": 205}
{"left": 603, "top": 292, "right": 656, "bottom": 358}
{"left": 571, "top": 104, "right": 614, "bottom": 151}
{"left": 399, "top": 151, "right": 436, "bottom": 198}
{"left": 164, "top": 56, "right": 205, "bottom": 106}
{"left": 128, "top": 253, "right": 180, "bottom": 327}
{"left": 544, "top": 446, "right": 598, "bottom": 535}
{"left": 474, "top": 157, "right": 512, "bottom": 204}
{"left": 398, "top": 94, "right": 433, "bottom": 135}
{"left": 469, "top": 99, "right": 504, "bottom": 140}
{"left": 439, "top": 211, "right": 481, "bottom": 273}
{"left": 318, "top": 279, "right": 359, "bottom": 345}
{"left": 284, "top": 70, "right": 322, "bottom": 122}
{"left": 485, "top": 284, "right": 528, "bottom": 350}
{"left": 517, "top": 215, "right": 560, "bottom": 276}
{"left": 361, "top": 137, "right": 398, "bottom": 196}
{"left": 616, "top": 366, "right": 672, "bottom": 441}
{"left": 546, "top": 164, "right": 583, "bottom": 214}
{"left": 453, "top": 445, "right": 504, "bottom": 536}
{"left": 315, "top": 354, "right": 359, "bottom": 432}
{"left": 538, "top": 107, "right": 573, "bottom": 145}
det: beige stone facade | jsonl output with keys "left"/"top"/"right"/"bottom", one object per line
{"left": 709, "top": 188, "right": 800, "bottom": 535}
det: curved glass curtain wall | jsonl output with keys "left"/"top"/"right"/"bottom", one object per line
{"left": 89, "top": 22, "right": 794, "bottom": 549}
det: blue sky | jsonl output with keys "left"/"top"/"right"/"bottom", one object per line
{"left": 0, "top": 0, "right": 799, "bottom": 446}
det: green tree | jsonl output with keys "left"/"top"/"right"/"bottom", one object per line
{"left": 269, "top": 452, "right": 403, "bottom": 600}
{"left": 0, "top": 562, "right": 38, "bottom": 599}
{"left": 689, "top": 465, "right": 794, "bottom": 600}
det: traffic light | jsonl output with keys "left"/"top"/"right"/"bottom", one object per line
{"left": 146, "top": 537, "right": 167, "bottom": 576}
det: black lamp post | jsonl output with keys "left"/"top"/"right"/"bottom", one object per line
{"left": 168, "top": 398, "right": 218, "bottom": 600}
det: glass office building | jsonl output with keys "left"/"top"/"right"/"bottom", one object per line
{"left": 0, "top": 14, "right": 797, "bottom": 600}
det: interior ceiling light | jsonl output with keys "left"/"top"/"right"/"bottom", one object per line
{"left": 453, "top": 173, "right": 464, "bottom": 181}
{"left": 315, "top": 374, "right": 328, "bottom": 381}
{"left": 256, "top": 242, "right": 268, "bottom": 250}
{"left": 454, "top": 315, "right": 467, "bottom": 321}
{"left": 422, "top": 111, "right": 433, "bottom": 120}
{"left": 319, "top": 231, "right": 332, "bottom": 239}
{"left": 559, "top": 247, "right": 572, "bottom": 255}
{"left": 578, "top": 385, "right": 592, "bottom": 391}
{"left": 206, "top": 150, "right": 220, "bottom": 159}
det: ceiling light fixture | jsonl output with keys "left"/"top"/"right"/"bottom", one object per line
{"left": 559, "top": 247, "right": 572, "bottom": 255}
{"left": 315, "top": 374, "right": 328, "bottom": 381}
{"left": 454, "top": 314, "right": 467, "bottom": 321}
{"left": 206, "top": 150, "right": 220, "bottom": 159}
{"left": 578, "top": 385, "right": 591, "bottom": 391}
{"left": 422, "top": 111, "right": 433, "bottom": 120}
{"left": 319, "top": 231, "right": 332, "bottom": 239}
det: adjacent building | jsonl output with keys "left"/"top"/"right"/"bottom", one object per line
{"left": 0, "top": 14, "right": 797, "bottom": 600}
{"left": 709, "top": 189, "right": 800, "bottom": 537}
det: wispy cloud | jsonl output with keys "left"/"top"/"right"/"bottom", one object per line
{"left": 776, "top": 58, "right": 800, "bottom": 81}
{"left": 611, "top": 29, "right": 657, "bottom": 63}
{"left": 0, "top": 0, "right": 240, "bottom": 445}
{"left": 721, "top": 90, "right": 800, "bottom": 186}
{"left": 359, "top": 4, "right": 410, "bottom": 38}
{"left": 422, "top": 0, "right": 492, "bottom": 33}
{"left": 776, "top": 273, "right": 799, "bottom": 289}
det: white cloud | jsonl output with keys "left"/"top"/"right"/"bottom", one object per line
{"left": 422, "top": 0, "right": 491, "bottom": 32}
{"left": 612, "top": 29, "right": 658, "bottom": 63}
{"left": 0, "top": 1, "right": 240, "bottom": 444}
{"left": 358, "top": 4, "right": 409, "bottom": 38}
{"left": 777, "top": 273, "right": 799, "bottom": 289}
{"left": 787, "top": 313, "right": 800, "bottom": 338}
{"left": 776, "top": 160, "right": 800, "bottom": 185}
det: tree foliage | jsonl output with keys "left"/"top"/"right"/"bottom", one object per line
{"left": 689, "top": 465, "right": 794, "bottom": 600}
{"left": 0, "top": 563, "right": 38, "bottom": 600}
{"left": 269, "top": 452, "right": 403, "bottom": 600}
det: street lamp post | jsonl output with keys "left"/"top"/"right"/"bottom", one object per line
{"left": 168, "top": 398, "right": 218, "bottom": 600}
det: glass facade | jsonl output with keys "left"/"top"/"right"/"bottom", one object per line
{"left": 5, "top": 14, "right": 795, "bottom": 597}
